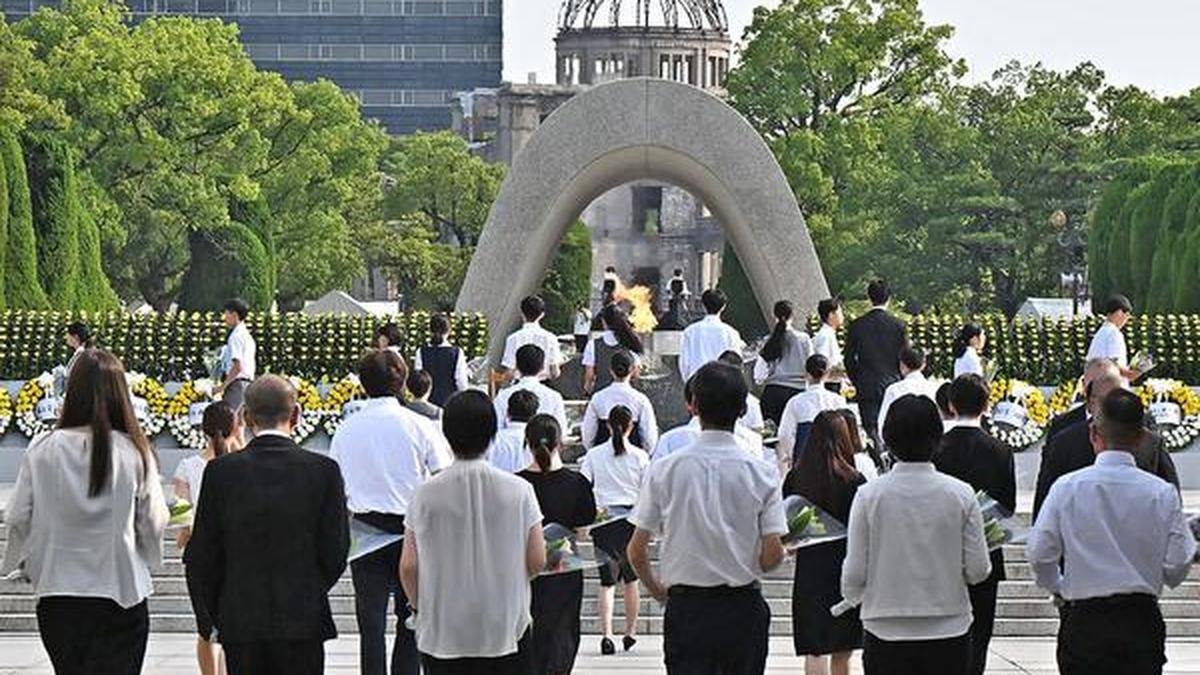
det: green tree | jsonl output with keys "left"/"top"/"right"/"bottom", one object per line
{"left": 0, "top": 131, "right": 45, "bottom": 308}
{"left": 178, "top": 223, "right": 273, "bottom": 311}
{"left": 539, "top": 220, "right": 592, "bottom": 334}
{"left": 25, "top": 135, "right": 80, "bottom": 308}
{"left": 75, "top": 205, "right": 119, "bottom": 311}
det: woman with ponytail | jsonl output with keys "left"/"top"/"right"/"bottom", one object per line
{"left": 174, "top": 400, "right": 244, "bottom": 675}
{"left": 579, "top": 405, "right": 649, "bottom": 656}
{"left": 582, "top": 304, "right": 644, "bottom": 395}
{"left": 754, "top": 300, "right": 814, "bottom": 426}
{"left": 953, "top": 323, "right": 986, "bottom": 378}
{"left": 517, "top": 415, "right": 597, "bottom": 675}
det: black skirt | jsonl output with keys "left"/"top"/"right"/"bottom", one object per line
{"left": 761, "top": 384, "right": 803, "bottom": 426}
{"left": 531, "top": 571, "right": 584, "bottom": 675}
{"left": 590, "top": 517, "right": 638, "bottom": 587}
{"left": 791, "top": 538, "right": 862, "bottom": 656}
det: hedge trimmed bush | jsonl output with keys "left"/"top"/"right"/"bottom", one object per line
{"left": 0, "top": 132, "right": 46, "bottom": 309}
{"left": 178, "top": 223, "right": 274, "bottom": 312}
{"left": 539, "top": 219, "right": 592, "bottom": 335}
{"left": 0, "top": 310, "right": 489, "bottom": 382}
{"left": 25, "top": 136, "right": 80, "bottom": 309}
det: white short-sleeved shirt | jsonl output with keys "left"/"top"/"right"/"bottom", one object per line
{"left": 493, "top": 377, "right": 568, "bottom": 432}
{"left": 486, "top": 423, "right": 533, "bottom": 473}
{"left": 1086, "top": 321, "right": 1128, "bottom": 368}
{"left": 631, "top": 430, "right": 787, "bottom": 588}
{"left": 501, "top": 323, "right": 562, "bottom": 379}
{"left": 173, "top": 454, "right": 208, "bottom": 504}
{"left": 742, "top": 394, "right": 765, "bottom": 431}
{"left": 653, "top": 419, "right": 767, "bottom": 464}
{"left": 953, "top": 347, "right": 984, "bottom": 378}
{"left": 580, "top": 381, "right": 658, "bottom": 452}
{"left": 580, "top": 439, "right": 649, "bottom": 507}
{"left": 581, "top": 332, "right": 643, "bottom": 368}
{"left": 225, "top": 322, "right": 257, "bottom": 380}
{"left": 777, "top": 388, "right": 850, "bottom": 464}
{"left": 329, "top": 397, "right": 452, "bottom": 515}
{"left": 878, "top": 372, "right": 940, "bottom": 441}
{"left": 678, "top": 315, "right": 746, "bottom": 382}
{"left": 812, "top": 323, "right": 843, "bottom": 369}
{"left": 406, "top": 459, "right": 543, "bottom": 659}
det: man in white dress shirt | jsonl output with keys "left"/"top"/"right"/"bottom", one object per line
{"left": 217, "top": 298, "right": 256, "bottom": 411}
{"left": 493, "top": 345, "right": 568, "bottom": 432}
{"left": 629, "top": 362, "right": 786, "bottom": 674}
{"left": 678, "top": 289, "right": 745, "bottom": 382}
{"left": 812, "top": 298, "right": 845, "bottom": 375}
{"left": 582, "top": 351, "right": 659, "bottom": 452}
{"left": 486, "top": 391, "right": 537, "bottom": 472}
{"left": 877, "top": 345, "right": 939, "bottom": 446}
{"left": 653, "top": 376, "right": 769, "bottom": 464}
{"left": 329, "top": 350, "right": 451, "bottom": 675}
{"left": 500, "top": 295, "right": 563, "bottom": 381}
{"left": 1086, "top": 294, "right": 1140, "bottom": 381}
{"left": 777, "top": 354, "right": 849, "bottom": 472}
{"left": 1028, "top": 388, "right": 1194, "bottom": 675}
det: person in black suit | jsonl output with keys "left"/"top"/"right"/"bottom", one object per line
{"left": 933, "top": 374, "right": 1015, "bottom": 675}
{"left": 1033, "top": 371, "right": 1180, "bottom": 522}
{"left": 186, "top": 375, "right": 350, "bottom": 675}
{"left": 844, "top": 279, "right": 907, "bottom": 450}
{"left": 1045, "top": 359, "right": 1122, "bottom": 441}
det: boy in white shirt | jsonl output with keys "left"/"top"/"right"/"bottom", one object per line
{"left": 217, "top": 298, "right": 256, "bottom": 411}
{"left": 678, "top": 289, "right": 745, "bottom": 382}
{"left": 1086, "top": 294, "right": 1140, "bottom": 381}
{"left": 486, "top": 391, "right": 538, "bottom": 473}
{"left": 500, "top": 295, "right": 562, "bottom": 381}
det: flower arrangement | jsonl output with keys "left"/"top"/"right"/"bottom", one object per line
{"left": 285, "top": 375, "right": 324, "bottom": 444}
{"left": 127, "top": 372, "right": 169, "bottom": 437}
{"left": 321, "top": 374, "right": 366, "bottom": 437}
{"left": 0, "top": 388, "right": 12, "bottom": 437}
{"left": 1049, "top": 379, "right": 1085, "bottom": 416}
{"left": 15, "top": 373, "right": 58, "bottom": 438}
{"left": 1136, "top": 379, "right": 1200, "bottom": 451}
{"left": 167, "top": 379, "right": 218, "bottom": 451}
{"left": 986, "top": 379, "right": 1051, "bottom": 451}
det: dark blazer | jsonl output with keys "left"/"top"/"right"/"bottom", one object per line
{"left": 844, "top": 308, "right": 907, "bottom": 403}
{"left": 1032, "top": 418, "right": 1180, "bottom": 522}
{"left": 1046, "top": 405, "right": 1086, "bottom": 441}
{"left": 934, "top": 425, "right": 1016, "bottom": 583}
{"left": 185, "top": 433, "right": 350, "bottom": 644}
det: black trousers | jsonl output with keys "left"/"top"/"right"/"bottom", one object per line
{"left": 967, "top": 579, "right": 999, "bottom": 675}
{"left": 1058, "top": 594, "right": 1166, "bottom": 675}
{"left": 421, "top": 631, "right": 533, "bottom": 675}
{"left": 863, "top": 631, "right": 971, "bottom": 675}
{"left": 224, "top": 639, "right": 325, "bottom": 675}
{"left": 663, "top": 584, "right": 770, "bottom": 675}
{"left": 37, "top": 597, "right": 149, "bottom": 675}
{"left": 352, "top": 537, "right": 418, "bottom": 675}
{"left": 858, "top": 397, "right": 884, "bottom": 452}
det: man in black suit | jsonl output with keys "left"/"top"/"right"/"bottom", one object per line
{"left": 844, "top": 279, "right": 907, "bottom": 450}
{"left": 186, "top": 375, "right": 350, "bottom": 675}
{"left": 1033, "top": 371, "right": 1180, "bottom": 522}
{"left": 1045, "top": 359, "right": 1122, "bottom": 441}
{"left": 933, "top": 374, "right": 1016, "bottom": 675}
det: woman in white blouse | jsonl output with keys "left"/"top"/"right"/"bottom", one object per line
{"left": 173, "top": 400, "right": 243, "bottom": 675}
{"left": 2, "top": 349, "right": 168, "bottom": 674}
{"left": 580, "top": 406, "right": 650, "bottom": 656}
{"left": 952, "top": 323, "right": 986, "bottom": 378}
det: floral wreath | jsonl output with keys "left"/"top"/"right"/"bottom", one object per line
{"left": 167, "top": 379, "right": 219, "bottom": 451}
{"left": 1136, "top": 379, "right": 1200, "bottom": 451}
{"left": 15, "top": 373, "right": 58, "bottom": 438}
{"left": 285, "top": 375, "right": 324, "bottom": 444}
{"left": 0, "top": 388, "right": 12, "bottom": 437}
{"left": 321, "top": 374, "right": 366, "bottom": 437}
{"left": 127, "top": 372, "right": 169, "bottom": 437}
{"left": 986, "top": 379, "right": 1050, "bottom": 451}
{"left": 1049, "top": 379, "right": 1085, "bottom": 417}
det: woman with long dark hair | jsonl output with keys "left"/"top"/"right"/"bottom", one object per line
{"left": 783, "top": 410, "right": 866, "bottom": 675}
{"left": 516, "top": 415, "right": 597, "bottom": 674}
{"left": 754, "top": 300, "right": 814, "bottom": 425}
{"left": 580, "top": 405, "right": 649, "bottom": 656}
{"left": 582, "top": 305, "right": 643, "bottom": 395}
{"left": 2, "top": 349, "right": 168, "bottom": 674}
{"left": 175, "top": 401, "right": 243, "bottom": 675}
{"left": 953, "top": 323, "right": 986, "bottom": 378}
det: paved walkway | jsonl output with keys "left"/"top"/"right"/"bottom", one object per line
{"left": 3, "top": 635, "right": 1200, "bottom": 674}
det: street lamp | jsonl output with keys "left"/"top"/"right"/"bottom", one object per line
{"left": 1051, "top": 210, "right": 1087, "bottom": 315}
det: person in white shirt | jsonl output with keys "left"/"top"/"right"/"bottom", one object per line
{"left": 581, "top": 351, "right": 658, "bottom": 452}
{"left": 493, "top": 344, "right": 568, "bottom": 432}
{"left": 1086, "top": 294, "right": 1140, "bottom": 381}
{"left": 841, "top": 394, "right": 992, "bottom": 675}
{"left": 678, "top": 289, "right": 745, "bottom": 382}
{"left": 63, "top": 321, "right": 92, "bottom": 383}
{"left": 753, "top": 301, "right": 813, "bottom": 425}
{"left": 1027, "top": 388, "right": 1194, "bottom": 675}
{"left": 500, "top": 295, "right": 563, "bottom": 381}
{"left": 812, "top": 298, "right": 845, "bottom": 376}
{"left": 217, "top": 298, "right": 257, "bottom": 411}
{"left": 653, "top": 376, "right": 769, "bottom": 464}
{"left": 952, "top": 322, "right": 986, "bottom": 378}
{"left": 582, "top": 305, "right": 644, "bottom": 395}
{"left": 400, "top": 391, "right": 545, "bottom": 673}
{"left": 718, "top": 351, "right": 765, "bottom": 433}
{"left": 573, "top": 304, "right": 592, "bottom": 353}
{"left": 778, "top": 354, "right": 850, "bottom": 473}
{"left": 580, "top": 406, "right": 650, "bottom": 656}
{"left": 877, "top": 345, "right": 939, "bottom": 446}
{"left": 487, "top": 391, "right": 537, "bottom": 473}
{"left": 329, "top": 350, "right": 452, "bottom": 675}
{"left": 2, "top": 349, "right": 169, "bottom": 675}
{"left": 628, "top": 361, "right": 786, "bottom": 673}
{"left": 413, "top": 314, "right": 470, "bottom": 407}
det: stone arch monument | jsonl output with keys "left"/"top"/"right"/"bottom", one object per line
{"left": 456, "top": 77, "right": 829, "bottom": 360}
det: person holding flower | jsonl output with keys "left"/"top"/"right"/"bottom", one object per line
{"left": 952, "top": 323, "right": 986, "bottom": 379}
{"left": 1086, "top": 294, "right": 1140, "bottom": 381}
{"left": 517, "top": 415, "right": 596, "bottom": 675}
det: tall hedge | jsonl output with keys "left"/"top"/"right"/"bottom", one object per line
{"left": 75, "top": 206, "right": 119, "bottom": 311}
{"left": 25, "top": 136, "right": 80, "bottom": 309}
{"left": 0, "top": 132, "right": 46, "bottom": 309}
{"left": 1127, "top": 164, "right": 1185, "bottom": 307}
{"left": 718, "top": 244, "right": 769, "bottom": 338}
{"left": 539, "top": 219, "right": 592, "bottom": 334}
{"left": 1150, "top": 168, "right": 1200, "bottom": 312}
{"left": 0, "top": 149, "right": 8, "bottom": 311}
{"left": 177, "top": 223, "right": 273, "bottom": 311}
{"left": 230, "top": 196, "right": 277, "bottom": 304}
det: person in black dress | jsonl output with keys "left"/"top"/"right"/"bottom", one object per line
{"left": 517, "top": 415, "right": 597, "bottom": 675}
{"left": 783, "top": 410, "right": 866, "bottom": 675}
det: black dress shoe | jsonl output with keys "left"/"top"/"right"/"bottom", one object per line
{"left": 600, "top": 637, "right": 616, "bottom": 655}
{"left": 623, "top": 635, "right": 637, "bottom": 652}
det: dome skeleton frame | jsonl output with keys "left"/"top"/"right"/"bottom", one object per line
{"left": 559, "top": 0, "right": 728, "bottom": 32}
